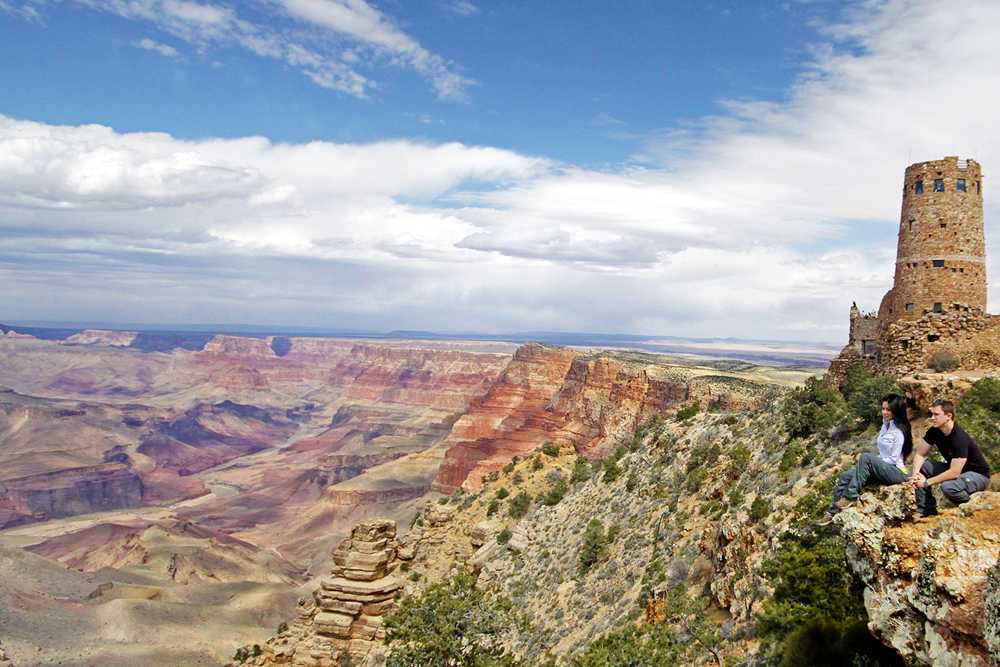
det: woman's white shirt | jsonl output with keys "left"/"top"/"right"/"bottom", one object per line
{"left": 875, "top": 420, "right": 906, "bottom": 468}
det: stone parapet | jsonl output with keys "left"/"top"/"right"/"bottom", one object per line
{"left": 879, "top": 307, "right": 1000, "bottom": 375}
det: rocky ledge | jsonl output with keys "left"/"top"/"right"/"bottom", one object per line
{"left": 235, "top": 520, "right": 412, "bottom": 667}
{"left": 837, "top": 485, "right": 1000, "bottom": 666}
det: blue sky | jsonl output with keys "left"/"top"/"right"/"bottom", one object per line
{"left": 1, "top": 0, "right": 999, "bottom": 341}
{"left": 0, "top": 2, "right": 828, "bottom": 164}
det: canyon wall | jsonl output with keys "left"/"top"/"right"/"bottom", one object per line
{"left": 433, "top": 345, "right": 759, "bottom": 493}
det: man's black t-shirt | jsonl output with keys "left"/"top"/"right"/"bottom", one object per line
{"left": 924, "top": 424, "right": 991, "bottom": 477}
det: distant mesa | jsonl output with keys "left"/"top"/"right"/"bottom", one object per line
{"left": 831, "top": 156, "right": 1000, "bottom": 380}
{"left": 130, "top": 331, "right": 216, "bottom": 353}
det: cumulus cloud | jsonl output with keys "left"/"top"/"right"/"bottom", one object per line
{"left": 3, "top": 0, "right": 1000, "bottom": 340}
{"left": 14, "top": 0, "right": 467, "bottom": 99}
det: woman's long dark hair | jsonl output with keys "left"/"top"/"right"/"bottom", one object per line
{"left": 883, "top": 393, "right": 913, "bottom": 460}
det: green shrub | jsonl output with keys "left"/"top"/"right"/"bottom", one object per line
{"left": 578, "top": 518, "right": 608, "bottom": 575}
{"left": 757, "top": 528, "right": 904, "bottom": 666}
{"left": 749, "top": 496, "right": 771, "bottom": 524}
{"left": 675, "top": 403, "right": 699, "bottom": 421}
{"left": 959, "top": 377, "right": 1000, "bottom": 471}
{"left": 602, "top": 457, "right": 622, "bottom": 483}
{"left": 508, "top": 491, "right": 531, "bottom": 518}
{"left": 625, "top": 473, "right": 638, "bottom": 493}
{"left": 541, "top": 478, "right": 568, "bottom": 506}
{"left": 384, "top": 572, "right": 525, "bottom": 667}
{"left": 929, "top": 348, "right": 961, "bottom": 372}
{"left": 570, "top": 457, "right": 591, "bottom": 484}
{"left": 496, "top": 487, "right": 510, "bottom": 499}
{"left": 541, "top": 442, "right": 560, "bottom": 457}
{"left": 780, "top": 438, "right": 806, "bottom": 473}
{"left": 782, "top": 377, "right": 848, "bottom": 439}
{"left": 531, "top": 455, "right": 544, "bottom": 471}
{"left": 684, "top": 466, "right": 707, "bottom": 493}
{"left": 726, "top": 443, "right": 751, "bottom": 480}
{"left": 496, "top": 528, "right": 512, "bottom": 545}
{"left": 570, "top": 623, "right": 683, "bottom": 666}
{"left": 841, "top": 365, "right": 901, "bottom": 428}
{"left": 486, "top": 500, "right": 500, "bottom": 516}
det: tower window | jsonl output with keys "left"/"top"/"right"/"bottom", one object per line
{"left": 915, "top": 180, "right": 924, "bottom": 194}
{"left": 977, "top": 180, "right": 981, "bottom": 193}
{"left": 951, "top": 268, "right": 958, "bottom": 273}
{"left": 928, "top": 334, "right": 940, "bottom": 342}
{"left": 905, "top": 303, "right": 914, "bottom": 312}
{"left": 957, "top": 178, "right": 967, "bottom": 192}
{"left": 933, "top": 303, "right": 943, "bottom": 313}
{"left": 940, "top": 222, "right": 947, "bottom": 229}
{"left": 933, "top": 259, "right": 945, "bottom": 268}
{"left": 909, "top": 220, "right": 916, "bottom": 232}
{"left": 933, "top": 178, "right": 944, "bottom": 192}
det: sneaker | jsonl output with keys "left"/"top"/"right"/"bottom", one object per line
{"left": 816, "top": 512, "right": 836, "bottom": 527}
{"left": 916, "top": 509, "right": 939, "bottom": 519}
{"left": 834, "top": 497, "right": 858, "bottom": 510}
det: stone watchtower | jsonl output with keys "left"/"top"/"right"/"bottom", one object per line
{"left": 830, "top": 155, "right": 999, "bottom": 380}
{"left": 877, "top": 156, "right": 987, "bottom": 325}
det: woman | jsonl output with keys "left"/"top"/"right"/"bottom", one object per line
{"left": 818, "top": 393, "right": 912, "bottom": 526}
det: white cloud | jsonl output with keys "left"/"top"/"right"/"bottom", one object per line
{"left": 134, "top": 36, "right": 180, "bottom": 58}
{"left": 4, "top": 1, "right": 1000, "bottom": 340}
{"left": 21, "top": 0, "right": 468, "bottom": 99}
{"left": 445, "top": 1, "right": 479, "bottom": 17}
{"left": 277, "top": 0, "right": 472, "bottom": 100}
{"left": 0, "top": 0, "right": 41, "bottom": 21}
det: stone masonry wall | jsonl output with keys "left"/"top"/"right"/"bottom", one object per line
{"left": 879, "top": 306, "right": 1000, "bottom": 375}
{"left": 880, "top": 156, "right": 987, "bottom": 326}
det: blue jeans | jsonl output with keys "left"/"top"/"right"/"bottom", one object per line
{"left": 829, "top": 452, "right": 907, "bottom": 513}
{"left": 915, "top": 460, "right": 990, "bottom": 514}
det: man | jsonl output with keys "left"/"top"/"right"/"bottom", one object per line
{"left": 908, "top": 399, "right": 991, "bottom": 517}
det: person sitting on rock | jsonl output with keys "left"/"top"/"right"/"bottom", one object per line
{"left": 907, "top": 398, "right": 990, "bottom": 517}
{"left": 818, "top": 393, "right": 912, "bottom": 526}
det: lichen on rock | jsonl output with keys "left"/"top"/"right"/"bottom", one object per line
{"left": 839, "top": 486, "right": 1000, "bottom": 666}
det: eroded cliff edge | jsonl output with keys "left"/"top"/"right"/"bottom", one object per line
{"left": 838, "top": 485, "right": 1000, "bottom": 666}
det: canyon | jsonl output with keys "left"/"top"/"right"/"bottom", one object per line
{"left": 0, "top": 330, "right": 803, "bottom": 665}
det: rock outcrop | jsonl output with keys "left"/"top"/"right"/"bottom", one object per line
{"left": 838, "top": 485, "right": 1000, "bottom": 666}
{"left": 244, "top": 520, "right": 409, "bottom": 666}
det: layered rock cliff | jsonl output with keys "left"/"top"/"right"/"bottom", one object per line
{"left": 433, "top": 345, "right": 762, "bottom": 493}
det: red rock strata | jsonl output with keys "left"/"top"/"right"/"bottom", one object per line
{"left": 433, "top": 345, "right": 698, "bottom": 493}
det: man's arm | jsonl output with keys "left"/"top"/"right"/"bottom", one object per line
{"left": 924, "top": 458, "right": 965, "bottom": 487}
{"left": 908, "top": 440, "right": 931, "bottom": 486}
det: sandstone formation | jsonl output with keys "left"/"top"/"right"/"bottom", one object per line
{"left": 243, "top": 520, "right": 408, "bottom": 666}
{"left": 838, "top": 485, "right": 1000, "bottom": 666}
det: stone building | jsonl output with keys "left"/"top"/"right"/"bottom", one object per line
{"left": 830, "top": 156, "right": 999, "bottom": 380}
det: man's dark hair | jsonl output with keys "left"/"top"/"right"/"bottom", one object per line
{"left": 931, "top": 398, "right": 955, "bottom": 418}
